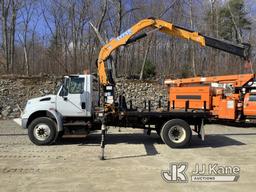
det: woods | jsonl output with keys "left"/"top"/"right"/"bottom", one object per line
{"left": 0, "top": 0, "right": 255, "bottom": 79}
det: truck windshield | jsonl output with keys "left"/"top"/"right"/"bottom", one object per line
{"left": 249, "top": 95, "right": 256, "bottom": 101}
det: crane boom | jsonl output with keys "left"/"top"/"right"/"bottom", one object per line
{"left": 97, "top": 18, "right": 251, "bottom": 110}
{"left": 97, "top": 18, "right": 250, "bottom": 87}
{"left": 173, "top": 24, "right": 250, "bottom": 59}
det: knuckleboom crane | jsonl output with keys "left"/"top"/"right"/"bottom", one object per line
{"left": 97, "top": 18, "right": 251, "bottom": 160}
{"left": 97, "top": 18, "right": 251, "bottom": 112}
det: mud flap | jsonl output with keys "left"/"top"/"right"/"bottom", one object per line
{"left": 200, "top": 119, "right": 205, "bottom": 141}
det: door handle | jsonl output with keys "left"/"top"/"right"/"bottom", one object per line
{"left": 81, "top": 102, "right": 86, "bottom": 109}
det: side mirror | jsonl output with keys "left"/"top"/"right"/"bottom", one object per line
{"left": 59, "top": 86, "right": 68, "bottom": 97}
{"left": 59, "top": 78, "right": 69, "bottom": 97}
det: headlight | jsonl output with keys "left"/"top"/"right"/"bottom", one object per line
{"left": 22, "top": 101, "right": 30, "bottom": 115}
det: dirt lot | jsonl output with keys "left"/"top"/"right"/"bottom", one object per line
{"left": 0, "top": 120, "right": 256, "bottom": 192}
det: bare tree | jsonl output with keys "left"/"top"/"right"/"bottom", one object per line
{"left": 1, "top": 0, "right": 11, "bottom": 72}
{"left": 0, "top": 0, "right": 255, "bottom": 77}
{"left": 189, "top": 0, "right": 196, "bottom": 76}
{"left": 0, "top": 0, "right": 22, "bottom": 73}
{"left": 139, "top": 36, "right": 152, "bottom": 80}
{"left": 18, "top": 0, "right": 35, "bottom": 75}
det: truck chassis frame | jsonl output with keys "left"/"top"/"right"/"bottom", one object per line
{"left": 99, "top": 99, "right": 210, "bottom": 160}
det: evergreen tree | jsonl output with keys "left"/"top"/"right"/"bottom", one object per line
{"left": 218, "top": 0, "right": 251, "bottom": 43}
{"left": 143, "top": 60, "right": 156, "bottom": 78}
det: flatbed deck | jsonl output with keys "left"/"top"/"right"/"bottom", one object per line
{"left": 105, "top": 110, "right": 211, "bottom": 129}
{"left": 99, "top": 109, "right": 209, "bottom": 159}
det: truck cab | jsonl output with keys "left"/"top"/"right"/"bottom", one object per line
{"left": 243, "top": 93, "right": 256, "bottom": 117}
{"left": 21, "top": 74, "right": 100, "bottom": 145}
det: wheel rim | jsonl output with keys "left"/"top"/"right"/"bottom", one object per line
{"left": 168, "top": 125, "right": 186, "bottom": 143}
{"left": 33, "top": 123, "right": 51, "bottom": 141}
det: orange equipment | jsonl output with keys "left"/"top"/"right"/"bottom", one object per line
{"left": 97, "top": 18, "right": 250, "bottom": 112}
{"left": 165, "top": 74, "right": 256, "bottom": 121}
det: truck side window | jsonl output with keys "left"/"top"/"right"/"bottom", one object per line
{"left": 249, "top": 95, "right": 256, "bottom": 101}
{"left": 69, "top": 78, "right": 84, "bottom": 94}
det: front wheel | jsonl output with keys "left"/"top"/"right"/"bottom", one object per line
{"left": 160, "top": 119, "right": 192, "bottom": 148}
{"left": 28, "top": 117, "right": 57, "bottom": 145}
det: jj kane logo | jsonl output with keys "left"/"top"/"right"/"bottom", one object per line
{"left": 161, "top": 162, "right": 240, "bottom": 183}
{"left": 161, "top": 162, "right": 188, "bottom": 183}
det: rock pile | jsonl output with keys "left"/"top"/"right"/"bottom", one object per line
{"left": 0, "top": 76, "right": 168, "bottom": 119}
{"left": 0, "top": 76, "right": 60, "bottom": 119}
{"left": 115, "top": 79, "right": 168, "bottom": 111}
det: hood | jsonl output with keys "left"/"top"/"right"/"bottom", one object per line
{"left": 22, "top": 94, "right": 57, "bottom": 118}
{"left": 27, "top": 95, "right": 56, "bottom": 105}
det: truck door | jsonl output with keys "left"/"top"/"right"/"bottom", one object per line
{"left": 243, "top": 93, "right": 256, "bottom": 116}
{"left": 56, "top": 76, "right": 91, "bottom": 117}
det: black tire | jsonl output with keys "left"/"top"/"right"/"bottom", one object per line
{"left": 28, "top": 117, "right": 57, "bottom": 145}
{"left": 160, "top": 119, "right": 192, "bottom": 148}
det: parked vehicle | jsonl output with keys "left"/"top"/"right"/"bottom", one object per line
{"left": 21, "top": 18, "right": 252, "bottom": 160}
{"left": 165, "top": 73, "right": 256, "bottom": 122}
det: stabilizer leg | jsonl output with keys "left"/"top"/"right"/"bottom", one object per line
{"left": 100, "top": 123, "right": 106, "bottom": 160}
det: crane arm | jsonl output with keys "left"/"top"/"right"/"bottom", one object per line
{"left": 97, "top": 18, "right": 206, "bottom": 86}
{"left": 173, "top": 24, "right": 250, "bottom": 59}
{"left": 97, "top": 18, "right": 250, "bottom": 86}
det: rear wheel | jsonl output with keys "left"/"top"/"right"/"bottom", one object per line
{"left": 160, "top": 119, "right": 192, "bottom": 148}
{"left": 28, "top": 117, "right": 57, "bottom": 145}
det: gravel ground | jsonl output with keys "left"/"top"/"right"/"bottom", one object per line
{"left": 0, "top": 120, "right": 256, "bottom": 192}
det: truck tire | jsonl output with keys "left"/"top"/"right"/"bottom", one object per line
{"left": 160, "top": 119, "right": 191, "bottom": 148}
{"left": 28, "top": 117, "right": 57, "bottom": 145}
